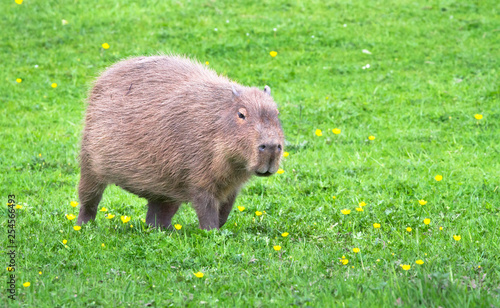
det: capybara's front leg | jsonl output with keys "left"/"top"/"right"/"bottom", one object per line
{"left": 193, "top": 192, "right": 220, "bottom": 230}
{"left": 77, "top": 171, "right": 106, "bottom": 225}
{"left": 146, "top": 201, "right": 180, "bottom": 229}
{"left": 218, "top": 191, "right": 238, "bottom": 228}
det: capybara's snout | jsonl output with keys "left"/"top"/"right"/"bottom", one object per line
{"left": 255, "top": 140, "right": 283, "bottom": 177}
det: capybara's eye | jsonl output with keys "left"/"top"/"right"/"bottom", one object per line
{"left": 238, "top": 112, "right": 246, "bottom": 120}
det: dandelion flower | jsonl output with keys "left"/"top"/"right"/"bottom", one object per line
{"left": 101, "top": 243, "right": 105, "bottom": 247}
{"left": 255, "top": 211, "right": 263, "bottom": 216}
{"left": 141, "top": 218, "right": 146, "bottom": 223}
{"left": 315, "top": 129, "right": 322, "bottom": 136}
{"left": 435, "top": 175, "right": 443, "bottom": 181}
{"left": 419, "top": 200, "right": 427, "bottom": 205}
{"left": 269, "top": 51, "right": 278, "bottom": 57}
{"left": 23, "top": 282, "right": 30, "bottom": 287}
{"left": 39, "top": 271, "right": 42, "bottom": 275}
{"left": 283, "top": 152, "right": 289, "bottom": 157}
{"left": 61, "top": 19, "right": 68, "bottom": 25}
{"left": 66, "top": 214, "right": 76, "bottom": 221}
{"left": 341, "top": 209, "right": 351, "bottom": 215}
{"left": 355, "top": 207, "right": 363, "bottom": 212}
{"left": 273, "top": 245, "right": 281, "bottom": 251}
{"left": 341, "top": 259, "right": 349, "bottom": 265}
{"left": 106, "top": 214, "right": 115, "bottom": 219}
{"left": 120, "top": 216, "right": 131, "bottom": 224}
{"left": 416, "top": 260, "right": 424, "bottom": 265}
{"left": 51, "top": 83, "right": 57, "bottom": 88}
{"left": 368, "top": 135, "right": 375, "bottom": 141}
{"left": 353, "top": 248, "right": 360, "bottom": 253}
{"left": 332, "top": 196, "right": 336, "bottom": 199}
{"left": 237, "top": 206, "right": 245, "bottom": 212}
{"left": 15, "top": 204, "right": 22, "bottom": 209}
{"left": 174, "top": 224, "right": 182, "bottom": 230}
{"left": 193, "top": 272, "right": 204, "bottom": 278}
{"left": 376, "top": 259, "right": 380, "bottom": 262}
{"left": 15, "top": 0, "right": 23, "bottom": 4}
{"left": 332, "top": 128, "right": 341, "bottom": 135}
{"left": 205, "top": 61, "right": 209, "bottom": 65}
{"left": 453, "top": 235, "right": 461, "bottom": 241}
{"left": 359, "top": 201, "right": 367, "bottom": 207}
{"left": 99, "top": 207, "right": 107, "bottom": 212}
{"left": 73, "top": 226, "right": 81, "bottom": 231}
{"left": 70, "top": 201, "right": 78, "bottom": 207}
{"left": 439, "top": 226, "right": 443, "bottom": 231}
{"left": 282, "top": 232, "right": 289, "bottom": 237}
{"left": 102, "top": 43, "right": 110, "bottom": 49}
{"left": 474, "top": 114, "right": 483, "bottom": 120}
{"left": 405, "top": 227, "right": 412, "bottom": 232}
{"left": 423, "top": 218, "right": 430, "bottom": 225}
{"left": 62, "top": 239, "right": 67, "bottom": 244}
{"left": 277, "top": 168, "right": 284, "bottom": 174}
{"left": 373, "top": 223, "right": 381, "bottom": 228}
{"left": 16, "top": 78, "right": 22, "bottom": 83}
{"left": 402, "top": 264, "right": 411, "bottom": 270}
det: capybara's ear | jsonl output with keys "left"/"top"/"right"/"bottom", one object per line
{"left": 264, "top": 85, "right": 271, "bottom": 96}
{"left": 232, "top": 84, "right": 241, "bottom": 98}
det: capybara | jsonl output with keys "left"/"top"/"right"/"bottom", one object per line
{"left": 77, "top": 55, "right": 284, "bottom": 230}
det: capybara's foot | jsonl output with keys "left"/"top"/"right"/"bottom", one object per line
{"left": 145, "top": 201, "right": 180, "bottom": 229}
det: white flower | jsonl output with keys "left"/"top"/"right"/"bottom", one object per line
{"left": 362, "top": 66, "right": 366, "bottom": 69}
{"left": 311, "top": 35, "right": 315, "bottom": 38}
{"left": 226, "top": 20, "right": 229, "bottom": 23}
{"left": 246, "top": 33, "right": 249, "bottom": 36}
{"left": 343, "top": 24, "right": 347, "bottom": 27}
{"left": 366, "top": 64, "right": 370, "bottom": 68}
{"left": 362, "top": 49, "right": 372, "bottom": 54}
{"left": 214, "top": 28, "right": 218, "bottom": 31}
{"left": 34, "top": 65, "right": 39, "bottom": 68}
{"left": 273, "top": 28, "right": 277, "bottom": 31}
{"left": 61, "top": 19, "right": 68, "bottom": 25}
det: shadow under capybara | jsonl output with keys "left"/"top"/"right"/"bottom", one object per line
{"left": 77, "top": 55, "right": 284, "bottom": 230}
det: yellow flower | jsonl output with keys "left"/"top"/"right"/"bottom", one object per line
{"left": 193, "top": 272, "right": 204, "bottom": 278}
{"left": 478, "top": 265, "right": 481, "bottom": 269}
{"left": 62, "top": 239, "right": 67, "bottom": 244}
{"left": 16, "top": 78, "right": 22, "bottom": 83}
{"left": 23, "top": 282, "right": 30, "bottom": 287}
{"left": 439, "top": 226, "right": 443, "bottom": 231}
{"left": 205, "top": 61, "right": 209, "bottom": 65}
{"left": 277, "top": 168, "right": 284, "bottom": 174}
{"left": 141, "top": 218, "right": 146, "bottom": 223}
{"left": 273, "top": 245, "right": 281, "bottom": 251}
{"left": 174, "top": 224, "right": 182, "bottom": 230}
{"left": 376, "top": 259, "right": 380, "bottom": 262}
{"left": 255, "top": 211, "right": 263, "bottom": 216}
{"left": 39, "top": 271, "right": 42, "bottom": 275}
{"left": 435, "top": 175, "right": 443, "bottom": 181}
{"left": 423, "top": 218, "right": 430, "bottom": 225}
{"left": 120, "top": 216, "right": 131, "bottom": 224}
{"left": 15, "top": 204, "right": 22, "bottom": 209}
{"left": 130, "top": 225, "right": 133, "bottom": 228}
{"left": 269, "top": 51, "right": 278, "bottom": 57}
{"left": 101, "top": 243, "right": 105, "bottom": 247}
{"left": 341, "top": 209, "right": 351, "bottom": 215}
{"left": 102, "top": 43, "right": 110, "bottom": 49}
{"left": 66, "top": 214, "right": 76, "bottom": 221}
{"left": 402, "top": 264, "right": 411, "bottom": 270}
{"left": 283, "top": 152, "right": 289, "bottom": 157}
{"left": 70, "top": 201, "right": 78, "bottom": 207}
{"left": 315, "top": 129, "right": 322, "bottom": 136}
{"left": 359, "top": 201, "right": 366, "bottom": 207}
{"left": 332, "top": 128, "right": 341, "bottom": 135}
{"left": 353, "top": 248, "right": 360, "bottom": 253}
{"left": 99, "top": 207, "right": 107, "bottom": 212}
{"left": 419, "top": 200, "right": 427, "bottom": 205}
{"left": 15, "top": 0, "right": 23, "bottom": 4}
{"left": 61, "top": 19, "right": 68, "bottom": 25}
{"left": 474, "top": 114, "right": 483, "bottom": 120}
{"left": 355, "top": 207, "right": 363, "bottom": 212}
{"left": 51, "top": 83, "right": 58, "bottom": 89}
{"left": 7, "top": 267, "right": 13, "bottom": 271}
{"left": 332, "top": 196, "right": 336, "bottom": 199}
{"left": 237, "top": 206, "right": 245, "bottom": 212}
{"left": 373, "top": 223, "right": 381, "bottom": 228}
{"left": 73, "top": 226, "right": 81, "bottom": 231}
{"left": 106, "top": 214, "right": 115, "bottom": 219}
{"left": 368, "top": 135, "right": 375, "bottom": 141}
{"left": 282, "top": 232, "right": 289, "bottom": 237}
{"left": 453, "top": 235, "right": 461, "bottom": 241}
{"left": 416, "top": 260, "right": 424, "bottom": 265}
{"left": 341, "top": 259, "right": 349, "bottom": 265}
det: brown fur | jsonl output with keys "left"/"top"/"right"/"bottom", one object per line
{"left": 77, "top": 55, "right": 284, "bottom": 230}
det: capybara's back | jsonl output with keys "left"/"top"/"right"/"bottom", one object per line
{"left": 78, "top": 55, "right": 284, "bottom": 230}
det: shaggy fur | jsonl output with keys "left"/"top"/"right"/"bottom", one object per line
{"left": 77, "top": 55, "right": 284, "bottom": 230}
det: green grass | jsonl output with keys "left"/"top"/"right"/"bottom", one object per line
{"left": 1, "top": 0, "right": 500, "bottom": 306}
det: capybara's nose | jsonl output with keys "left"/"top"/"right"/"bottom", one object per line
{"left": 258, "top": 143, "right": 282, "bottom": 153}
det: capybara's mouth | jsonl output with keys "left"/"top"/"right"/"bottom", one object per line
{"left": 255, "top": 171, "right": 273, "bottom": 177}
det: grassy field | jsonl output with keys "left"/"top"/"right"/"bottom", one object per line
{"left": 1, "top": 0, "right": 500, "bottom": 306}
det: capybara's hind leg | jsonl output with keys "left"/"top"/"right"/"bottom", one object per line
{"left": 146, "top": 201, "right": 181, "bottom": 229}
{"left": 77, "top": 172, "right": 106, "bottom": 225}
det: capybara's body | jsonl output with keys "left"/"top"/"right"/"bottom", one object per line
{"left": 78, "top": 55, "right": 284, "bottom": 230}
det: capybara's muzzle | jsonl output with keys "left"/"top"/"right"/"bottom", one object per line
{"left": 255, "top": 142, "right": 282, "bottom": 176}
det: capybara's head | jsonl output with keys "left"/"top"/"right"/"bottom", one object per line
{"left": 224, "top": 85, "right": 284, "bottom": 177}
